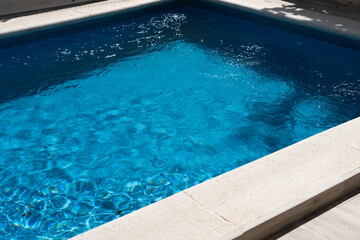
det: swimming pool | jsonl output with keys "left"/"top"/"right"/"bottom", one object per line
{"left": 0, "top": 3, "right": 360, "bottom": 239}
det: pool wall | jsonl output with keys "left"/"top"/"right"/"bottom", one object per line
{"left": 1, "top": 0, "right": 360, "bottom": 42}
{"left": 0, "top": 0, "right": 359, "bottom": 239}
{"left": 201, "top": 0, "right": 360, "bottom": 42}
{"left": 0, "top": 0, "right": 177, "bottom": 39}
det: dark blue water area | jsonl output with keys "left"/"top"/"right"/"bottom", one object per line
{"left": 0, "top": 5, "right": 359, "bottom": 239}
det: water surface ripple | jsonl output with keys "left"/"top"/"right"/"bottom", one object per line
{"left": 0, "top": 6, "right": 359, "bottom": 239}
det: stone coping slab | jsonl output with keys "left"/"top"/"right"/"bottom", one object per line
{"left": 0, "top": 0, "right": 175, "bottom": 39}
{"left": 0, "top": 0, "right": 359, "bottom": 239}
{"left": 70, "top": 118, "right": 360, "bottom": 240}
{"left": 0, "top": 0, "right": 360, "bottom": 41}
{"left": 203, "top": 0, "right": 360, "bottom": 41}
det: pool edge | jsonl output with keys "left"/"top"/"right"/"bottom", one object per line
{"left": 0, "top": 0, "right": 177, "bottom": 40}
{"left": 1, "top": 0, "right": 359, "bottom": 239}
{"left": 1, "top": 0, "right": 360, "bottom": 41}
{"left": 69, "top": 117, "right": 360, "bottom": 240}
{"left": 201, "top": 0, "right": 360, "bottom": 42}
{"left": 218, "top": 167, "right": 360, "bottom": 240}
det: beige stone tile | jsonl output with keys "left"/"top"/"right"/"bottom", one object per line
{"left": 204, "top": 0, "right": 360, "bottom": 41}
{"left": 0, "top": 20, "right": 28, "bottom": 38}
{"left": 72, "top": 0, "right": 143, "bottom": 18}
{"left": 140, "top": 0, "right": 173, "bottom": 6}
{"left": 305, "top": 207, "right": 360, "bottom": 240}
{"left": 323, "top": 117, "right": 360, "bottom": 151}
{"left": 70, "top": 192, "right": 237, "bottom": 240}
{"left": 72, "top": 0, "right": 173, "bottom": 19}
{"left": 241, "top": 170, "right": 359, "bottom": 240}
{"left": 11, "top": 9, "right": 90, "bottom": 33}
{"left": 0, "top": 0, "right": 173, "bottom": 38}
{"left": 337, "top": 193, "right": 360, "bottom": 217}
{"left": 185, "top": 134, "right": 360, "bottom": 227}
{"left": 277, "top": 225, "right": 330, "bottom": 240}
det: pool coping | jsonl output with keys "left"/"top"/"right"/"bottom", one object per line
{"left": 203, "top": 0, "right": 360, "bottom": 42}
{"left": 1, "top": 0, "right": 360, "bottom": 41}
{"left": 0, "top": 0, "right": 177, "bottom": 39}
{"left": 0, "top": 0, "right": 359, "bottom": 239}
{"left": 219, "top": 166, "right": 360, "bottom": 240}
{"left": 69, "top": 117, "right": 360, "bottom": 240}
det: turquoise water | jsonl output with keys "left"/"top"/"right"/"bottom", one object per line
{"left": 0, "top": 5, "right": 360, "bottom": 239}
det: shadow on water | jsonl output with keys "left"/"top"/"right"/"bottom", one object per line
{"left": 0, "top": 1, "right": 359, "bottom": 112}
{"left": 197, "top": 0, "right": 360, "bottom": 41}
{"left": 0, "top": 2, "right": 183, "bottom": 104}
{"left": 0, "top": 2, "right": 359, "bottom": 239}
{"left": 187, "top": 5, "right": 360, "bottom": 101}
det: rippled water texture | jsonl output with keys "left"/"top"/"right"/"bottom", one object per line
{"left": 0, "top": 5, "right": 359, "bottom": 239}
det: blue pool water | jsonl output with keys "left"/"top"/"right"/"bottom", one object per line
{"left": 0, "top": 5, "right": 360, "bottom": 239}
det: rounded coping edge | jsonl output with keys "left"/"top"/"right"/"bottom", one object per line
{"left": 217, "top": 167, "right": 360, "bottom": 240}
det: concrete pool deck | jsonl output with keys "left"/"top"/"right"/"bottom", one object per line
{"left": 0, "top": 0, "right": 359, "bottom": 239}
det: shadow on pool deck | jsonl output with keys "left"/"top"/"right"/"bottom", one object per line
{"left": 260, "top": 0, "right": 360, "bottom": 22}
